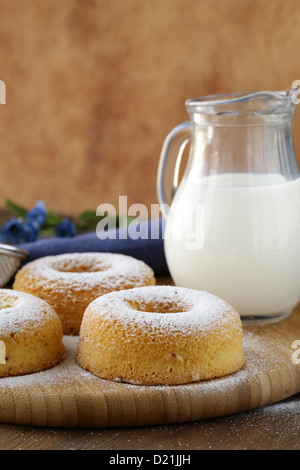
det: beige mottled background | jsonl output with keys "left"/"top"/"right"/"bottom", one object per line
{"left": 0, "top": 0, "right": 299, "bottom": 217}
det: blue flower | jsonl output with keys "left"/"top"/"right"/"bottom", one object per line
{"left": 0, "top": 218, "right": 25, "bottom": 243}
{"left": 0, "top": 217, "right": 39, "bottom": 244}
{"left": 23, "top": 220, "right": 39, "bottom": 242}
{"left": 26, "top": 200, "right": 47, "bottom": 229}
{"left": 55, "top": 218, "right": 76, "bottom": 238}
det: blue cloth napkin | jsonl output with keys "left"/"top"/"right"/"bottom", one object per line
{"left": 18, "top": 218, "right": 169, "bottom": 275}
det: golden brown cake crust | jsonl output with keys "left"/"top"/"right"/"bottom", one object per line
{"left": 0, "top": 289, "right": 64, "bottom": 378}
{"left": 13, "top": 252, "right": 156, "bottom": 335}
{"left": 76, "top": 285, "right": 245, "bottom": 385}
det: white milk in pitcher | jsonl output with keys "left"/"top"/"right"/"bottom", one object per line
{"left": 164, "top": 172, "right": 300, "bottom": 318}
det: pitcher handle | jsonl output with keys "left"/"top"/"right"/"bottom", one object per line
{"left": 156, "top": 121, "right": 192, "bottom": 219}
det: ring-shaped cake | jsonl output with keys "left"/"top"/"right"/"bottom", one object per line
{"left": 0, "top": 289, "right": 64, "bottom": 377}
{"left": 76, "top": 285, "right": 245, "bottom": 385}
{"left": 13, "top": 252, "right": 156, "bottom": 335}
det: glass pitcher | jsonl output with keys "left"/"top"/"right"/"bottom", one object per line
{"left": 157, "top": 90, "right": 300, "bottom": 324}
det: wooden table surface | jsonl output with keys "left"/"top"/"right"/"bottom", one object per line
{"left": 0, "top": 273, "right": 299, "bottom": 450}
{"left": 0, "top": 392, "right": 299, "bottom": 450}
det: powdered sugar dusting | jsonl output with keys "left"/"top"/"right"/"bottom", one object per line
{"left": 0, "top": 332, "right": 252, "bottom": 390}
{"left": 14, "top": 252, "right": 155, "bottom": 292}
{"left": 0, "top": 329, "right": 293, "bottom": 393}
{"left": 0, "top": 328, "right": 299, "bottom": 429}
{"left": 0, "top": 289, "right": 58, "bottom": 334}
{"left": 85, "top": 285, "right": 241, "bottom": 334}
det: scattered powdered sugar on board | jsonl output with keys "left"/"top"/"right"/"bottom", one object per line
{"left": 0, "top": 336, "right": 92, "bottom": 389}
{"left": 0, "top": 327, "right": 285, "bottom": 392}
{"left": 0, "top": 336, "right": 149, "bottom": 392}
{"left": 0, "top": 321, "right": 298, "bottom": 429}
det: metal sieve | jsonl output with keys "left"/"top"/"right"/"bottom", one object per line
{"left": 0, "top": 243, "right": 28, "bottom": 287}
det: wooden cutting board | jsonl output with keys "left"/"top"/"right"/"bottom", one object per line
{"left": 0, "top": 302, "right": 300, "bottom": 428}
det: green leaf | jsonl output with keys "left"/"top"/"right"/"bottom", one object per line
{"left": 5, "top": 199, "right": 28, "bottom": 218}
{"left": 44, "top": 210, "right": 63, "bottom": 227}
{"left": 2, "top": 199, "right": 136, "bottom": 237}
{"left": 119, "top": 215, "right": 135, "bottom": 226}
{"left": 75, "top": 220, "right": 96, "bottom": 231}
{"left": 76, "top": 211, "right": 99, "bottom": 232}
{"left": 78, "top": 210, "right": 98, "bottom": 221}
{"left": 39, "top": 227, "right": 56, "bottom": 237}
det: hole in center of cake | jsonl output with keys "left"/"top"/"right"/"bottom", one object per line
{"left": 124, "top": 298, "right": 191, "bottom": 314}
{"left": 54, "top": 259, "right": 111, "bottom": 273}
